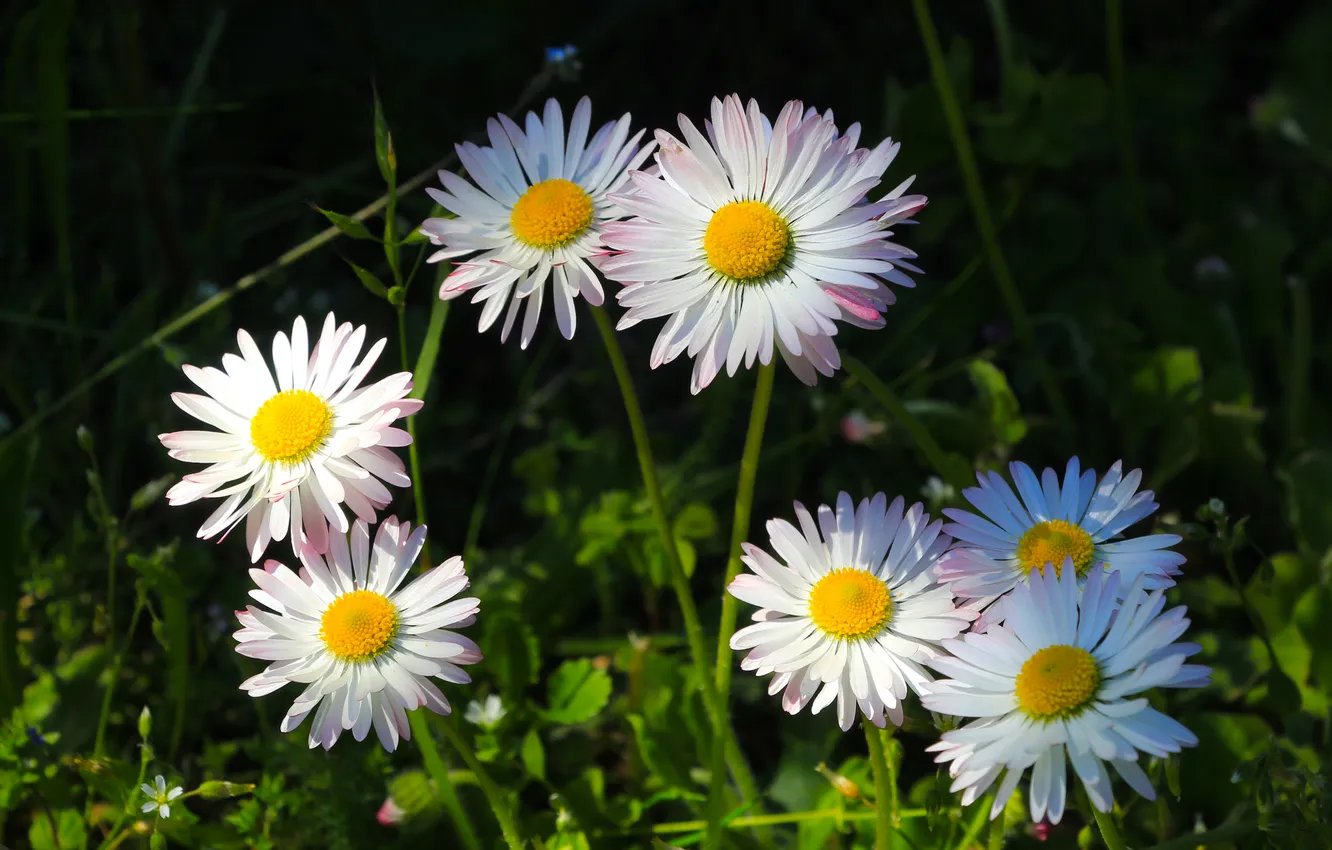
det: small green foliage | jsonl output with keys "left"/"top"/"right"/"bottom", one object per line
{"left": 544, "top": 659, "right": 612, "bottom": 725}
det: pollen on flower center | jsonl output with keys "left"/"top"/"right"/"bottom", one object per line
{"left": 250, "top": 389, "right": 333, "bottom": 465}
{"left": 808, "top": 568, "right": 892, "bottom": 640}
{"left": 1015, "top": 644, "right": 1101, "bottom": 719}
{"left": 704, "top": 200, "right": 790, "bottom": 281}
{"left": 509, "top": 178, "right": 594, "bottom": 249}
{"left": 1016, "top": 519, "right": 1095, "bottom": 577}
{"left": 319, "top": 590, "right": 399, "bottom": 662}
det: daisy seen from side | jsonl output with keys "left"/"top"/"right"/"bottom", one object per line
{"left": 420, "top": 96, "right": 655, "bottom": 347}
{"left": 727, "top": 493, "right": 976, "bottom": 731}
{"left": 922, "top": 563, "right": 1210, "bottom": 822}
{"left": 160, "top": 313, "right": 420, "bottom": 562}
{"left": 600, "top": 94, "right": 927, "bottom": 394}
{"left": 935, "top": 457, "right": 1184, "bottom": 630}
{"left": 233, "top": 517, "right": 482, "bottom": 752}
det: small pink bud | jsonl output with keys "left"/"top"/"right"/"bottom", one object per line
{"left": 376, "top": 797, "right": 405, "bottom": 827}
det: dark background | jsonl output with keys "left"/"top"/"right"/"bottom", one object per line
{"left": 2, "top": 0, "right": 1330, "bottom": 847}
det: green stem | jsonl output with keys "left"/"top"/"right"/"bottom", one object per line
{"left": 952, "top": 798, "right": 993, "bottom": 850}
{"left": 1286, "top": 276, "right": 1310, "bottom": 452}
{"left": 606, "top": 806, "right": 938, "bottom": 837}
{"left": 909, "top": 0, "right": 1069, "bottom": 431}
{"left": 96, "top": 733, "right": 151, "bottom": 850}
{"left": 590, "top": 306, "right": 760, "bottom": 807}
{"left": 436, "top": 715, "right": 525, "bottom": 850}
{"left": 0, "top": 73, "right": 553, "bottom": 454}
{"left": 395, "top": 292, "right": 476, "bottom": 848}
{"left": 1143, "top": 814, "right": 1255, "bottom": 850}
{"left": 706, "top": 360, "right": 777, "bottom": 848}
{"left": 843, "top": 356, "right": 971, "bottom": 491}
{"left": 1093, "top": 808, "right": 1128, "bottom": 850}
{"left": 407, "top": 712, "right": 481, "bottom": 850}
{"left": 864, "top": 724, "right": 893, "bottom": 850}
{"left": 93, "top": 598, "right": 144, "bottom": 757}
{"left": 1105, "top": 0, "right": 1146, "bottom": 234}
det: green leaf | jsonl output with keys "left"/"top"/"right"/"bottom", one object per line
{"left": 544, "top": 659, "right": 612, "bottom": 725}
{"left": 344, "top": 259, "right": 388, "bottom": 299}
{"left": 627, "top": 714, "right": 691, "bottom": 790}
{"left": 967, "top": 358, "right": 1028, "bottom": 446}
{"left": 672, "top": 503, "right": 717, "bottom": 540}
{"left": 128, "top": 474, "right": 174, "bottom": 514}
{"left": 1132, "top": 346, "right": 1203, "bottom": 404}
{"left": 372, "top": 86, "right": 395, "bottom": 184}
{"left": 401, "top": 228, "right": 429, "bottom": 245}
{"left": 313, "top": 205, "right": 375, "bottom": 241}
{"left": 520, "top": 728, "right": 546, "bottom": 780}
{"left": 1283, "top": 450, "right": 1332, "bottom": 557}
{"left": 410, "top": 294, "right": 451, "bottom": 401}
{"left": 28, "top": 808, "right": 84, "bottom": 850}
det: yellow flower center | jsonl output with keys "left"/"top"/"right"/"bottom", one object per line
{"left": 249, "top": 389, "right": 333, "bottom": 465}
{"left": 509, "top": 178, "right": 594, "bottom": 249}
{"left": 703, "top": 200, "right": 790, "bottom": 281}
{"left": 319, "top": 590, "right": 399, "bottom": 663}
{"left": 808, "top": 568, "right": 892, "bottom": 640}
{"left": 1015, "top": 644, "right": 1101, "bottom": 720}
{"left": 1016, "top": 520, "right": 1095, "bottom": 577}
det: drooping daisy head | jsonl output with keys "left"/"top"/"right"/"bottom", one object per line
{"left": 600, "top": 94, "right": 927, "bottom": 394}
{"left": 233, "top": 517, "right": 482, "bottom": 752}
{"left": 727, "top": 493, "right": 975, "bottom": 731}
{"left": 935, "top": 457, "right": 1184, "bottom": 630}
{"left": 420, "top": 97, "right": 655, "bottom": 348}
{"left": 160, "top": 314, "right": 421, "bottom": 562}
{"left": 922, "top": 564, "right": 1210, "bottom": 823}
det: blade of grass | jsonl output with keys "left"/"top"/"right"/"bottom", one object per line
{"left": 35, "top": 0, "right": 74, "bottom": 326}
{"left": 909, "top": 0, "right": 1070, "bottom": 432}
{"left": 0, "top": 68, "right": 554, "bottom": 455}
{"left": 161, "top": 7, "right": 228, "bottom": 163}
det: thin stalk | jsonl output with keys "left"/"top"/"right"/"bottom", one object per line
{"left": 909, "top": 0, "right": 1069, "bottom": 431}
{"left": 843, "top": 356, "right": 971, "bottom": 491}
{"left": 395, "top": 285, "right": 475, "bottom": 849}
{"left": 407, "top": 712, "right": 481, "bottom": 850}
{"left": 864, "top": 723, "right": 894, "bottom": 850}
{"left": 589, "top": 306, "right": 759, "bottom": 806}
{"left": 1105, "top": 0, "right": 1146, "bottom": 233}
{"left": 606, "top": 806, "right": 937, "bottom": 837}
{"left": 1143, "top": 813, "right": 1254, "bottom": 850}
{"left": 0, "top": 70, "right": 553, "bottom": 453}
{"left": 952, "top": 798, "right": 993, "bottom": 850}
{"left": 705, "top": 360, "right": 777, "bottom": 849}
{"left": 437, "top": 715, "right": 526, "bottom": 850}
{"left": 1093, "top": 808, "right": 1128, "bottom": 850}
{"left": 96, "top": 724, "right": 151, "bottom": 850}
{"left": 93, "top": 599, "right": 144, "bottom": 757}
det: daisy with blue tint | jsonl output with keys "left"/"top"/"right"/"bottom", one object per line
{"left": 935, "top": 458, "right": 1184, "bottom": 629}
{"left": 600, "top": 94, "right": 926, "bottom": 394}
{"left": 727, "top": 493, "right": 975, "bottom": 731}
{"left": 419, "top": 97, "right": 654, "bottom": 347}
{"left": 922, "top": 564, "right": 1209, "bottom": 822}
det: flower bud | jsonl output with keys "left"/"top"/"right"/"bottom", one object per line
{"left": 198, "top": 780, "right": 255, "bottom": 799}
{"left": 815, "top": 763, "right": 861, "bottom": 800}
{"left": 138, "top": 707, "right": 153, "bottom": 740}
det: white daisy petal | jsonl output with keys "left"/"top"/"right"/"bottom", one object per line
{"left": 725, "top": 493, "right": 970, "bottom": 728}
{"left": 233, "top": 519, "right": 482, "bottom": 752}
{"left": 923, "top": 564, "right": 1208, "bottom": 822}
{"left": 602, "top": 94, "right": 924, "bottom": 391}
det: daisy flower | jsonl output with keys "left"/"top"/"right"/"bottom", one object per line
{"left": 600, "top": 94, "right": 927, "bottom": 394}
{"left": 233, "top": 517, "right": 482, "bottom": 752}
{"left": 922, "top": 564, "right": 1210, "bottom": 822}
{"left": 140, "top": 775, "right": 183, "bottom": 819}
{"left": 727, "top": 493, "right": 976, "bottom": 731}
{"left": 160, "top": 314, "right": 421, "bottom": 562}
{"left": 935, "top": 457, "right": 1184, "bottom": 629}
{"left": 419, "top": 96, "right": 655, "bottom": 347}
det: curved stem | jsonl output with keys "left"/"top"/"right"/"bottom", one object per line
{"left": 864, "top": 723, "right": 894, "bottom": 850}
{"left": 407, "top": 712, "right": 481, "bottom": 850}
{"left": 437, "top": 715, "right": 526, "bottom": 850}
{"left": 909, "top": 0, "right": 1070, "bottom": 432}
{"left": 705, "top": 360, "right": 777, "bottom": 848}
{"left": 1094, "top": 807, "right": 1128, "bottom": 850}
{"left": 952, "top": 797, "right": 994, "bottom": 850}
{"left": 590, "top": 306, "right": 759, "bottom": 805}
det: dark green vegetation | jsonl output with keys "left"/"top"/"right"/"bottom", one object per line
{"left": 1, "top": 0, "right": 1330, "bottom": 848}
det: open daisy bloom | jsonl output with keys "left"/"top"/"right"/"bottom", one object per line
{"left": 160, "top": 314, "right": 421, "bottom": 562}
{"left": 935, "top": 457, "right": 1184, "bottom": 630}
{"left": 420, "top": 96, "right": 654, "bottom": 347}
{"left": 727, "top": 493, "right": 975, "bottom": 731}
{"left": 233, "top": 517, "right": 481, "bottom": 751}
{"left": 922, "top": 564, "right": 1210, "bottom": 823}
{"left": 600, "top": 94, "right": 926, "bottom": 394}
